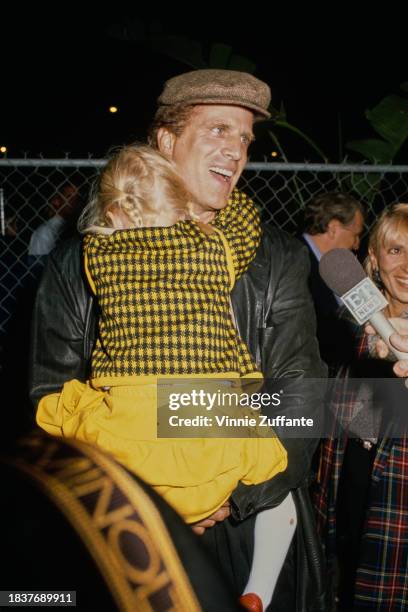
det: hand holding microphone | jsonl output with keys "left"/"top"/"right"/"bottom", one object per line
{"left": 366, "top": 319, "right": 408, "bottom": 382}
{"left": 319, "top": 248, "right": 408, "bottom": 362}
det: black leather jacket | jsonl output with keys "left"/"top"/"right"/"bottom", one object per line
{"left": 29, "top": 224, "right": 327, "bottom": 610}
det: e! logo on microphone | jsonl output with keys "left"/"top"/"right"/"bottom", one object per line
{"left": 342, "top": 278, "right": 388, "bottom": 324}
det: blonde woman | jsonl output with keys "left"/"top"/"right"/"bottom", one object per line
{"left": 314, "top": 203, "right": 408, "bottom": 610}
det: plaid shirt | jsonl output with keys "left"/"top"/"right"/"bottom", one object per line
{"left": 84, "top": 190, "right": 261, "bottom": 378}
{"left": 313, "top": 315, "right": 408, "bottom": 610}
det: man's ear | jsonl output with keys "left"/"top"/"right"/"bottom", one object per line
{"left": 157, "top": 128, "right": 176, "bottom": 157}
{"left": 327, "top": 218, "right": 340, "bottom": 238}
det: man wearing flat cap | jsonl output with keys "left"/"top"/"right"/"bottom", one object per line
{"left": 29, "top": 69, "right": 326, "bottom": 610}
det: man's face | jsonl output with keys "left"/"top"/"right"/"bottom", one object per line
{"left": 331, "top": 210, "right": 364, "bottom": 251}
{"left": 160, "top": 105, "right": 254, "bottom": 215}
{"left": 50, "top": 184, "right": 79, "bottom": 218}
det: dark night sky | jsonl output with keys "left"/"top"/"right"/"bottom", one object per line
{"left": 2, "top": 10, "right": 407, "bottom": 162}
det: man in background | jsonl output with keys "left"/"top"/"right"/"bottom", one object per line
{"left": 28, "top": 181, "right": 82, "bottom": 257}
{"left": 299, "top": 192, "right": 364, "bottom": 371}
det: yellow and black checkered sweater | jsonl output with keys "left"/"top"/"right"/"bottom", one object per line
{"left": 84, "top": 190, "right": 261, "bottom": 378}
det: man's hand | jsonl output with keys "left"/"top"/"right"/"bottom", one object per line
{"left": 365, "top": 318, "right": 408, "bottom": 381}
{"left": 191, "top": 502, "right": 231, "bottom": 535}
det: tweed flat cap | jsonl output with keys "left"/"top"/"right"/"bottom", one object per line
{"left": 158, "top": 69, "right": 271, "bottom": 120}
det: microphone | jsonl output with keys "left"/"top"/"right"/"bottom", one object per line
{"left": 319, "top": 248, "right": 408, "bottom": 361}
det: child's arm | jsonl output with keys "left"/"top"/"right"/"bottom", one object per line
{"left": 214, "top": 190, "right": 261, "bottom": 280}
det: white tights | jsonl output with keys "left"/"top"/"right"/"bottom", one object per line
{"left": 243, "top": 492, "right": 297, "bottom": 609}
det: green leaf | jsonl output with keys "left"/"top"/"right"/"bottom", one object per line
{"left": 346, "top": 138, "right": 395, "bottom": 164}
{"left": 150, "top": 36, "right": 207, "bottom": 69}
{"left": 227, "top": 54, "right": 256, "bottom": 73}
{"left": 274, "top": 120, "right": 328, "bottom": 162}
{"left": 278, "top": 101, "right": 287, "bottom": 121}
{"left": 260, "top": 103, "right": 285, "bottom": 122}
{"left": 365, "top": 94, "right": 408, "bottom": 150}
{"left": 209, "top": 43, "right": 232, "bottom": 68}
{"left": 348, "top": 173, "right": 382, "bottom": 204}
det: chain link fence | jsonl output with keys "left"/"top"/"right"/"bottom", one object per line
{"left": 1, "top": 159, "right": 408, "bottom": 352}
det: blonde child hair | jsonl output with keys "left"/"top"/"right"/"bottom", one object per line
{"left": 78, "top": 144, "right": 194, "bottom": 232}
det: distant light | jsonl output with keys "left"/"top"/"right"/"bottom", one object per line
{"left": 109, "top": 106, "right": 118, "bottom": 114}
{"left": 271, "top": 151, "right": 278, "bottom": 158}
{"left": 0, "top": 146, "right": 7, "bottom": 153}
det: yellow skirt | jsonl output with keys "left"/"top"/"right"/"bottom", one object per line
{"left": 37, "top": 377, "right": 287, "bottom": 523}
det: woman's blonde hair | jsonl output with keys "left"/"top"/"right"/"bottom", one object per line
{"left": 78, "top": 144, "right": 192, "bottom": 232}
{"left": 365, "top": 203, "right": 408, "bottom": 278}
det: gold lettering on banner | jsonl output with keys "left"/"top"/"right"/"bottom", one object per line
{"left": 47, "top": 458, "right": 96, "bottom": 482}
{"left": 75, "top": 474, "right": 134, "bottom": 529}
{"left": 136, "top": 570, "right": 173, "bottom": 602}
{"left": 19, "top": 435, "right": 93, "bottom": 482}
{"left": 38, "top": 449, "right": 134, "bottom": 530}
{"left": 108, "top": 520, "right": 161, "bottom": 585}
{"left": 19, "top": 435, "right": 60, "bottom": 468}
{"left": 10, "top": 434, "right": 195, "bottom": 611}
